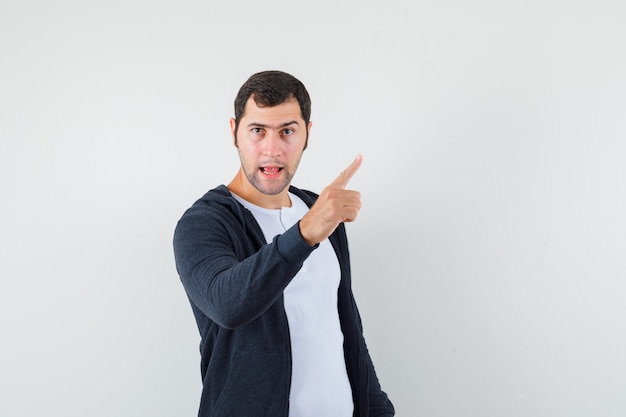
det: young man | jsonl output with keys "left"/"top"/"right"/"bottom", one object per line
{"left": 173, "top": 71, "right": 394, "bottom": 417}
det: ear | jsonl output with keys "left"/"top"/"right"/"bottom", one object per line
{"left": 229, "top": 118, "right": 238, "bottom": 147}
{"left": 304, "top": 121, "right": 313, "bottom": 150}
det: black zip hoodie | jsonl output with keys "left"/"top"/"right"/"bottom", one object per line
{"left": 173, "top": 185, "right": 394, "bottom": 416}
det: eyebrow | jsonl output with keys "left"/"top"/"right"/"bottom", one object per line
{"left": 246, "top": 120, "right": 300, "bottom": 129}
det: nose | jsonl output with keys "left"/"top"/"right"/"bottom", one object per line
{"left": 262, "top": 131, "right": 282, "bottom": 157}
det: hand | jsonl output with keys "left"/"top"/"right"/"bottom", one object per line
{"left": 299, "top": 155, "right": 363, "bottom": 246}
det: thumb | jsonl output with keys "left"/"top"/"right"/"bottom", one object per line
{"left": 331, "top": 154, "right": 363, "bottom": 189}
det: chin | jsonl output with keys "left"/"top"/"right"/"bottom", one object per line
{"left": 246, "top": 171, "right": 290, "bottom": 194}
{"left": 257, "top": 184, "right": 289, "bottom": 196}
{"left": 249, "top": 179, "right": 288, "bottom": 196}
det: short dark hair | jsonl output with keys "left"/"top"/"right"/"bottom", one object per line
{"left": 233, "top": 70, "right": 311, "bottom": 145}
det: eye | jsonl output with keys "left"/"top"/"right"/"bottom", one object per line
{"left": 251, "top": 127, "right": 264, "bottom": 135}
{"left": 281, "top": 128, "right": 294, "bottom": 136}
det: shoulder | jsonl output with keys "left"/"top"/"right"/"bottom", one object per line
{"left": 174, "top": 185, "right": 245, "bottom": 237}
{"left": 182, "top": 185, "right": 240, "bottom": 216}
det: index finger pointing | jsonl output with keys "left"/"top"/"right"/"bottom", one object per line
{"left": 331, "top": 154, "right": 363, "bottom": 189}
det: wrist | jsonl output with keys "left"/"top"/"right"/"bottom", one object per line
{"left": 298, "top": 218, "right": 318, "bottom": 247}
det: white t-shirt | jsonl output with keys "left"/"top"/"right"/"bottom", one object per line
{"left": 231, "top": 192, "right": 354, "bottom": 417}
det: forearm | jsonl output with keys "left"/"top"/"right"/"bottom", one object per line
{"left": 174, "top": 220, "right": 315, "bottom": 329}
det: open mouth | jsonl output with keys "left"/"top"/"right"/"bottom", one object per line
{"left": 260, "top": 166, "right": 283, "bottom": 176}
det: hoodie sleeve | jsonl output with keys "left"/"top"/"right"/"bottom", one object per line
{"left": 173, "top": 201, "right": 317, "bottom": 329}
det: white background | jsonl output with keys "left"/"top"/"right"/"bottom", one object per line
{"left": 1, "top": 1, "right": 625, "bottom": 416}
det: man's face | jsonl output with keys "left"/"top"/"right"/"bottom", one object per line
{"left": 230, "top": 97, "right": 311, "bottom": 197}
